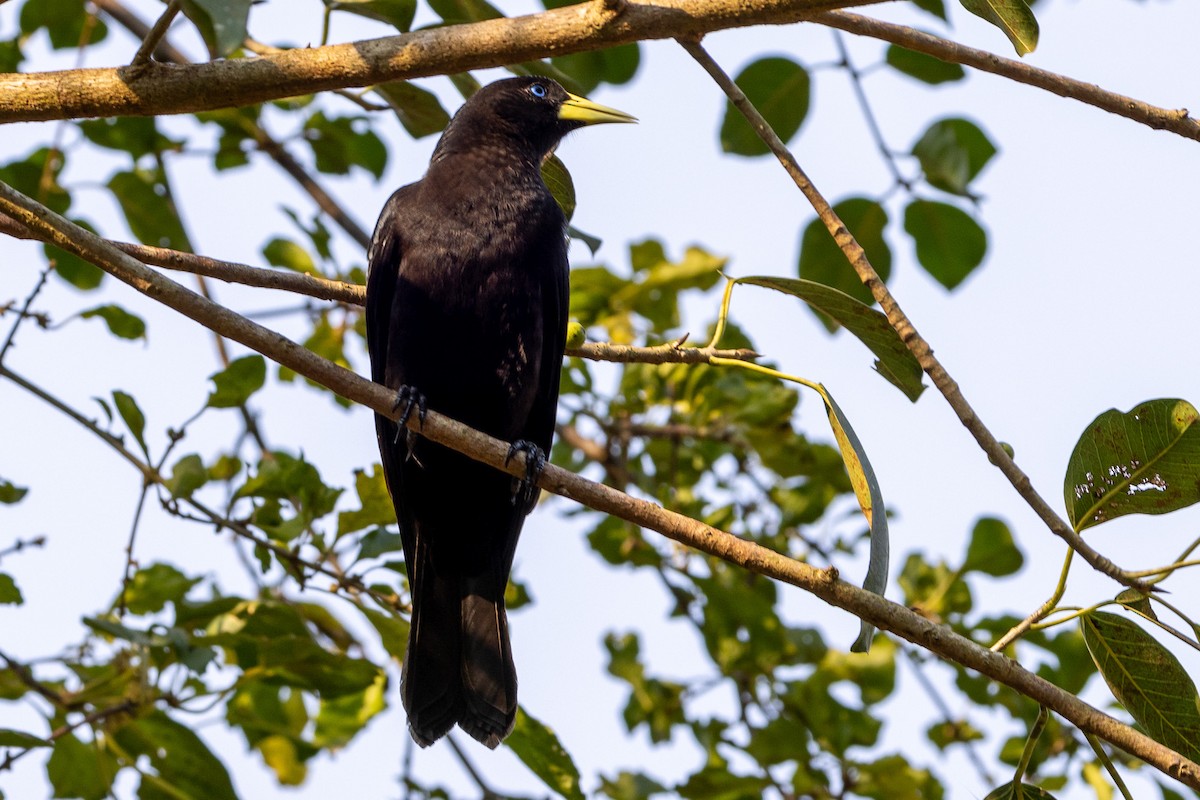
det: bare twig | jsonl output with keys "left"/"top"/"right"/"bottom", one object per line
{"left": 814, "top": 10, "right": 1200, "bottom": 141}
{"left": 832, "top": 30, "right": 909, "bottom": 192}
{"left": 0, "top": 173, "right": 1197, "bottom": 788}
{"left": 92, "top": 0, "right": 373, "bottom": 250}
{"left": 446, "top": 735, "right": 504, "bottom": 799}
{"left": 677, "top": 37, "right": 1151, "bottom": 595}
{"left": 0, "top": 262, "right": 53, "bottom": 365}
{"left": 92, "top": 0, "right": 189, "bottom": 63}
{"left": 0, "top": 361, "right": 404, "bottom": 614}
{"left": 129, "top": 0, "right": 182, "bottom": 67}
{"left": 0, "top": 536, "right": 47, "bottom": 563}
{"left": 0, "top": 699, "right": 136, "bottom": 773}
{"left": 0, "top": 211, "right": 760, "bottom": 367}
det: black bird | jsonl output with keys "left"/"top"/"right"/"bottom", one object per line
{"left": 365, "top": 77, "right": 634, "bottom": 748}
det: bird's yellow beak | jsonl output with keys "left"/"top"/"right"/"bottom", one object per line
{"left": 558, "top": 93, "right": 638, "bottom": 125}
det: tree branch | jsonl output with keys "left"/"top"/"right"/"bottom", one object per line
{"left": 0, "top": 211, "right": 759, "bottom": 365}
{"left": 91, "top": 0, "right": 374, "bottom": 250}
{"left": 814, "top": 10, "right": 1200, "bottom": 141}
{"left": 0, "top": 0, "right": 887, "bottom": 123}
{"left": 677, "top": 37, "right": 1153, "bottom": 595}
{"left": 0, "top": 175, "right": 1197, "bottom": 789}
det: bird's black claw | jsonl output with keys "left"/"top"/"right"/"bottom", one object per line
{"left": 505, "top": 439, "right": 546, "bottom": 507}
{"left": 392, "top": 385, "right": 427, "bottom": 445}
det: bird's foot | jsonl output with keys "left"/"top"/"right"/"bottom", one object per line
{"left": 391, "top": 385, "right": 427, "bottom": 445}
{"left": 505, "top": 440, "right": 547, "bottom": 508}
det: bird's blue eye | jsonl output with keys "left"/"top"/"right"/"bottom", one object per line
{"left": 529, "top": 83, "right": 547, "bottom": 98}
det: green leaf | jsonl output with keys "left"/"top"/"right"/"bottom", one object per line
{"left": 962, "top": 517, "right": 1023, "bottom": 577}
{"left": 113, "top": 711, "right": 238, "bottom": 800}
{"left": 0, "top": 573, "right": 23, "bottom": 605}
{"left": 736, "top": 276, "right": 924, "bottom": 401}
{"left": 911, "top": 0, "right": 948, "bottom": 21}
{"left": 80, "top": 304, "right": 147, "bottom": 341}
{"left": 1064, "top": 399, "right": 1200, "bottom": 531}
{"left": 0, "top": 36, "right": 22, "bottom": 73}
{"left": 426, "top": 0, "right": 502, "bottom": 23}
{"left": 236, "top": 451, "right": 342, "bottom": 522}
{"left": 542, "top": 154, "right": 577, "bottom": 222}
{"left": 850, "top": 754, "right": 944, "bottom": 800}
{"left": 327, "top": 0, "right": 416, "bottom": 30}
{"left": 303, "top": 112, "right": 387, "bottom": 179}
{"left": 506, "top": 707, "right": 585, "bottom": 800}
{"left": 338, "top": 466, "right": 397, "bottom": 537}
{"left": 819, "top": 389, "right": 889, "bottom": 651}
{"left": 797, "top": 197, "right": 891, "bottom": 318}
{"left": 720, "top": 56, "right": 811, "bottom": 157}
{"left": 912, "top": 117, "right": 998, "bottom": 196}
{"left": 313, "top": 673, "right": 387, "bottom": 748}
{"left": 180, "top": 0, "right": 252, "bottom": 57}
{"left": 356, "top": 527, "right": 403, "bottom": 560}
{"left": 107, "top": 169, "right": 191, "bottom": 251}
{"left": 983, "top": 782, "right": 1059, "bottom": 800}
{"left": 360, "top": 606, "right": 409, "bottom": 660}
{"left": 597, "top": 771, "right": 668, "bottom": 800}
{"left": 165, "top": 453, "right": 208, "bottom": 499}
{"left": 903, "top": 199, "right": 988, "bottom": 290}
{"left": 112, "top": 389, "right": 148, "bottom": 457}
{"left": 121, "top": 562, "right": 201, "bottom": 615}
{"left": 960, "top": 0, "right": 1039, "bottom": 56}
{"left": 19, "top": 0, "right": 108, "bottom": 49}
{"left": 255, "top": 735, "right": 308, "bottom": 786}
{"left": 0, "top": 479, "right": 28, "bottom": 505}
{"left": 885, "top": 45, "right": 965, "bottom": 85}
{"left": 549, "top": 43, "right": 641, "bottom": 95}
{"left": 374, "top": 80, "right": 450, "bottom": 137}
{"left": 78, "top": 117, "right": 177, "bottom": 159}
{"left": 0, "top": 728, "right": 49, "bottom": 748}
{"left": 262, "top": 237, "right": 318, "bottom": 275}
{"left": 1080, "top": 611, "right": 1200, "bottom": 762}
{"left": 1, "top": 148, "right": 71, "bottom": 215}
{"left": 49, "top": 246, "right": 105, "bottom": 290}
{"left": 207, "top": 355, "right": 266, "bottom": 409}
{"left": 46, "top": 732, "right": 118, "bottom": 800}
{"left": 677, "top": 765, "right": 772, "bottom": 799}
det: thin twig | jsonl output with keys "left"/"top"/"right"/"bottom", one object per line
{"left": 831, "top": 31, "right": 909, "bottom": 192}
{"left": 901, "top": 646, "right": 994, "bottom": 785}
{"left": 814, "top": 10, "right": 1200, "bottom": 141}
{"left": 676, "top": 37, "right": 1151, "bottom": 595}
{"left": 0, "top": 262, "right": 53, "bottom": 365}
{"left": 445, "top": 734, "right": 503, "bottom": 799}
{"left": 0, "top": 699, "right": 136, "bottom": 773}
{"left": 129, "top": 0, "right": 182, "bottom": 67}
{"left": 0, "top": 360, "right": 404, "bottom": 614}
{"left": 92, "top": 0, "right": 373, "bottom": 250}
{"left": 1, "top": 210, "right": 760, "bottom": 367}
{"left": 0, "top": 536, "right": 47, "bottom": 563}
{"left": 0, "top": 175, "right": 1197, "bottom": 788}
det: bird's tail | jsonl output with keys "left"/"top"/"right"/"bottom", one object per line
{"left": 402, "top": 561, "right": 463, "bottom": 747}
{"left": 402, "top": 560, "right": 517, "bottom": 749}
{"left": 459, "top": 575, "right": 518, "bottom": 747}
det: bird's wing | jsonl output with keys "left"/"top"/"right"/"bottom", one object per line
{"left": 366, "top": 185, "right": 417, "bottom": 386}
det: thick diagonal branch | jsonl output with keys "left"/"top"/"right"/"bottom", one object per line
{"left": 0, "top": 176, "right": 1197, "bottom": 789}
{"left": 677, "top": 39, "right": 1151, "bottom": 591}
{"left": 0, "top": 0, "right": 886, "bottom": 123}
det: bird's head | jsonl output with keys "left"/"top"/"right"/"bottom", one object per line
{"left": 433, "top": 77, "right": 636, "bottom": 162}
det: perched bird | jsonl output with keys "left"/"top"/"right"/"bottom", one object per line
{"left": 365, "top": 77, "right": 635, "bottom": 748}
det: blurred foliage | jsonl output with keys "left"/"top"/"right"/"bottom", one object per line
{"left": 1, "top": 1, "right": 1199, "bottom": 800}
